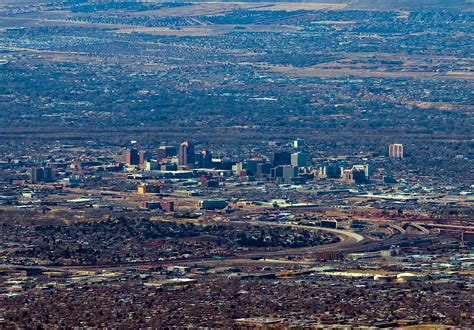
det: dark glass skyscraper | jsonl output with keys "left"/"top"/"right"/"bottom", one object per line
{"left": 273, "top": 151, "right": 291, "bottom": 167}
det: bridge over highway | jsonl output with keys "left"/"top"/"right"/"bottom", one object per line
{"left": 402, "top": 222, "right": 430, "bottom": 234}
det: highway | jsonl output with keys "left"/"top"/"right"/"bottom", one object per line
{"left": 154, "top": 215, "right": 367, "bottom": 257}
{"left": 14, "top": 218, "right": 367, "bottom": 272}
{"left": 223, "top": 219, "right": 366, "bottom": 258}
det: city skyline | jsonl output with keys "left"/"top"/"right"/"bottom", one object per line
{"left": 0, "top": 0, "right": 472, "bottom": 327}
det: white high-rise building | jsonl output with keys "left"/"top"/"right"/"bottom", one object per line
{"left": 291, "top": 152, "right": 307, "bottom": 167}
{"left": 293, "top": 138, "right": 305, "bottom": 148}
{"left": 389, "top": 144, "right": 404, "bottom": 159}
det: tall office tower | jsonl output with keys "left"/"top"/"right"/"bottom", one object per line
{"left": 273, "top": 151, "right": 291, "bottom": 167}
{"left": 291, "top": 152, "right": 308, "bottom": 167}
{"left": 389, "top": 144, "right": 404, "bottom": 159}
{"left": 271, "top": 165, "right": 298, "bottom": 183}
{"left": 30, "top": 166, "right": 54, "bottom": 183}
{"left": 30, "top": 167, "right": 44, "bottom": 183}
{"left": 282, "top": 165, "right": 298, "bottom": 182}
{"left": 243, "top": 159, "right": 263, "bottom": 173}
{"left": 43, "top": 167, "right": 53, "bottom": 181}
{"left": 198, "top": 149, "right": 213, "bottom": 168}
{"left": 256, "top": 162, "right": 271, "bottom": 176}
{"left": 157, "top": 146, "right": 177, "bottom": 159}
{"left": 322, "top": 164, "right": 343, "bottom": 178}
{"left": 124, "top": 148, "right": 140, "bottom": 165}
{"left": 293, "top": 138, "right": 305, "bottom": 149}
{"left": 139, "top": 151, "right": 152, "bottom": 165}
{"left": 178, "top": 141, "right": 195, "bottom": 166}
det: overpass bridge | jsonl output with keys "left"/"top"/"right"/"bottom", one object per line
{"left": 402, "top": 222, "right": 430, "bottom": 234}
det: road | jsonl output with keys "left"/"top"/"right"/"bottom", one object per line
{"left": 0, "top": 215, "right": 368, "bottom": 272}
{"left": 12, "top": 218, "right": 367, "bottom": 272}
{"left": 224, "top": 219, "right": 366, "bottom": 258}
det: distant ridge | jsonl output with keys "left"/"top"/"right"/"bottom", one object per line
{"left": 349, "top": 0, "right": 473, "bottom": 10}
{"left": 1, "top": 0, "right": 472, "bottom": 11}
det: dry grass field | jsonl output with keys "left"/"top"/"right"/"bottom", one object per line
{"left": 115, "top": 23, "right": 300, "bottom": 36}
